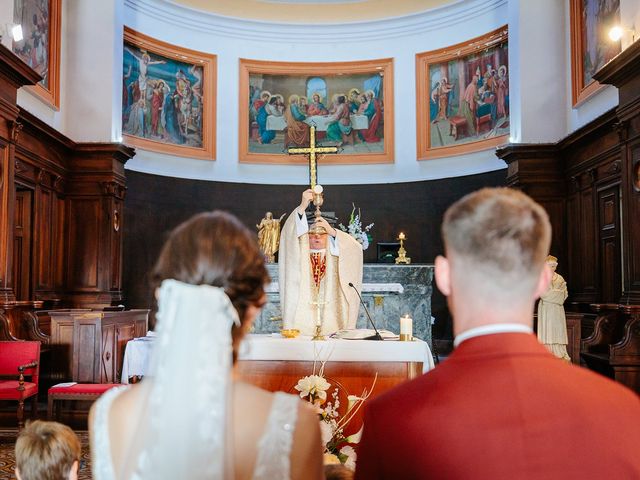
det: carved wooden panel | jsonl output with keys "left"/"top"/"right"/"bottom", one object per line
{"left": 74, "top": 321, "right": 100, "bottom": 383}
{"left": 626, "top": 143, "right": 640, "bottom": 301}
{"left": 35, "top": 187, "right": 53, "bottom": 290}
{"left": 598, "top": 184, "right": 622, "bottom": 303}
{"left": 67, "top": 199, "right": 101, "bottom": 289}
{"left": 13, "top": 189, "right": 32, "bottom": 300}
{"left": 101, "top": 323, "right": 116, "bottom": 383}
{"left": 580, "top": 186, "right": 597, "bottom": 295}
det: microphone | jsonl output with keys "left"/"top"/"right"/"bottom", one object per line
{"left": 348, "top": 282, "right": 383, "bottom": 341}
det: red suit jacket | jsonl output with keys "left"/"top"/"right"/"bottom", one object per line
{"left": 355, "top": 333, "right": 640, "bottom": 479}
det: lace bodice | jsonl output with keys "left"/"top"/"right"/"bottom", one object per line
{"left": 91, "top": 388, "right": 300, "bottom": 480}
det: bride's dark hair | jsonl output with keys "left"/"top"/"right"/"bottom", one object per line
{"left": 151, "top": 211, "right": 269, "bottom": 342}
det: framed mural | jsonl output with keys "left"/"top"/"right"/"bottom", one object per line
{"left": 416, "top": 26, "right": 509, "bottom": 160}
{"left": 11, "top": 0, "right": 61, "bottom": 108}
{"left": 123, "top": 27, "right": 216, "bottom": 160}
{"left": 239, "top": 58, "right": 394, "bottom": 165}
{"left": 570, "top": 0, "right": 621, "bottom": 106}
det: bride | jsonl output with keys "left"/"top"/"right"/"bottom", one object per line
{"left": 89, "top": 211, "right": 323, "bottom": 479}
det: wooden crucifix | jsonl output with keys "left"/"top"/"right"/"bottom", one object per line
{"left": 287, "top": 125, "right": 338, "bottom": 189}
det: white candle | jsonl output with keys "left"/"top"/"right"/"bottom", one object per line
{"left": 400, "top": 314, "right": 413, "bottom": 341}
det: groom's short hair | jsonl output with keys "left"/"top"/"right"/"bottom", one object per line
{"left": 442, "top": 187, "right": 551, "bottom": 297}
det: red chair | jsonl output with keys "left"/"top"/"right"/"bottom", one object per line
{"left": 0, "top": 341, "right": 40, "bottom": 428}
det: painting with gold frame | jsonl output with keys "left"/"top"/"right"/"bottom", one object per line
{"left": 239, "top": 58, "right": 394, "bottom": 165}
{"left": 570, "top": 0, "right": 621, "bottom": 106}
{"left": 416, "top": 26, "right": 509, "bottom": 160}
{"left": 11, "top": 0, "right": 61, "bottom": 108}
{"left": 123, "top": 27, "right": 216, "bottom": 160}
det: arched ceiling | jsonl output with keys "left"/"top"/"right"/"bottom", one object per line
{"left": 169, "top": 0, "right": 459, "bottom": 23}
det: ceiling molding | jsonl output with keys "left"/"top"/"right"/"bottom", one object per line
{"left": 125, "top": 0, "right": 507, "bottom": 43}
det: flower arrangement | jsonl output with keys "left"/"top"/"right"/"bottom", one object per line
{"left": 294, "top": 363, "right": 376, "bottom": 470}
{"left": 339, "top": 203, "right": 374, "bottom": 250}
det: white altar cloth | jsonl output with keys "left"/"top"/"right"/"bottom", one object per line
{"left": 265, "top": 282, "right": 403, "bottom": 294}
{"left": 121, "top": 333, "right": 434, "bottom": 383}
{"left": 239, "top": 334, "right": 434, "bottom": 373}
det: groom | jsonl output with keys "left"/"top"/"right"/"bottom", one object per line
{"left": 279, "top": 189, "right": 363, "bottom": 335}
{"left": 355, "top": 188, "right": 640, "bottom": 479}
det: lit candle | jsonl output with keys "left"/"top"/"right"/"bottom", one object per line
{"left": 398, "top": 232, "right": 405, "bottom": 241}
{"left": 400, "top": 314, "right": 413, "bottom": 341}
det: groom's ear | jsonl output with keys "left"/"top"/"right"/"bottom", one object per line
{"left": 434, "top": 255, "right": 451, "bottom": 296}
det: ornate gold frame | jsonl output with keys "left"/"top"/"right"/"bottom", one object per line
{"left": 415, "top": 26, "right": 509, "bottom": 160}
{"left": 238, "top": 57, "right": 394, "bottom": 165}
{"left": 14, "top": 0, "right": 61, "bottom": 108}
{"left": 123, "top": 27, "right": 216, "bottom": 161}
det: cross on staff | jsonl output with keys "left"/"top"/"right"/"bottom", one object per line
{"left": 287, "top": 125, "right": 338, "bottom": 189}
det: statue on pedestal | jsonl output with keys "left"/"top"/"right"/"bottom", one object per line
{"left": 256, "top": 212, "right": 285, "bottom": 263}
{"left": 537, "top": 255, "right": 570, "bottom": 361}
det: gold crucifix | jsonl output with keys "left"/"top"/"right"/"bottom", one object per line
{"left": 287, "top": 125, "right": 338, "bottom": 189}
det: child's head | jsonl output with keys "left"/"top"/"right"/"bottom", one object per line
{"left": 15, "top": 420, "right": 81, "bottom": 480}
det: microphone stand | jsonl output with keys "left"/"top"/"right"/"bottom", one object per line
{"left": 349, "top": 282, "right": 383, "bottom": 341}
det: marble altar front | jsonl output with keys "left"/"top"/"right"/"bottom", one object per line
{"left": 253, "top": 264, "right": 434, "bottom": 346}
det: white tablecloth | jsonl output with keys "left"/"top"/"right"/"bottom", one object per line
{"left": 239, "top": 334, "right": 434, "bottom": 372}
{"left": 265, "top": 282, "right": 404, "bottom": 294}
{"left": 120, "top": 338, "right": 154, "bottom": 384}
{"left": 265, "top": 114, "right": 369, "bottom": 132}
{"left": 121, "top": 333, "right": 434, "bottom": 382}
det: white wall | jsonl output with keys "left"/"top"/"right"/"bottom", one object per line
{"left": 121, "top": 0, "right": 508, "bottom": 185}
{"left": 9, "top": 0, "right": 639, "bottom": 185}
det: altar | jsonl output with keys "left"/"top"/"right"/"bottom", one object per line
{"left": 253, "top": 263, "right": 434, "bottom": 345}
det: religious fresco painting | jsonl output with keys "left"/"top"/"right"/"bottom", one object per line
{"left": 239, "top": 58, "right": 394, "bottom": 165}
{"left": 11, "top": 0, "right": 61, "bottom": 107}
{"left": 416, "top": 27, "right": 509, "bottom": 160}
{"left": 122, "top": 27, "right": 216, "bottom": 160}
{"left": 570, "top": 0, "right": 621, "bottom": 105}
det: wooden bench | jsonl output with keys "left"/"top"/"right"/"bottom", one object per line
{"left": 48, "top": 383, "right": 122, "bottom": 421}
{"left": 581, "top": 304, "right": 640, "bottom": 393}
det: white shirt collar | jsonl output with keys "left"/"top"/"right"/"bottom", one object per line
{"left": 309, "top": 249, "right": 326, "bottom": 254}
{"left": 453, "top": 323, "right": 533, "bottom": 348}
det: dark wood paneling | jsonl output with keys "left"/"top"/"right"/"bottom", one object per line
{"left": 122, "top": 169, "right": 507, "bottom": 341}
{"left": 67, "top": 199, "right": 101, "bottom": 289}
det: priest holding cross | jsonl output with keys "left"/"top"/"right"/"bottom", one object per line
{"left": 279, "top": 125, "right": 364, "bottom": 336}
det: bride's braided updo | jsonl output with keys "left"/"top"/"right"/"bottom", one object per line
{"left": 151, "top": 211, "right": 269, "bottom": 353}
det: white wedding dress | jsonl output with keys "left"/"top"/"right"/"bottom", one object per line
{"left": 90, "top": 280, "right": 300, "bottom": 480}
{"left": 91, "top": 387, "right": 299, "bottom": 480}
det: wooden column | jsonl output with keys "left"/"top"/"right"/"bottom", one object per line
{"left": 495, "top": 144, "right": 566, "bottom": 265}
{"left": 64, "top": 144, "right": 134, "bottom": 307}
{"left": 0, "top": 45, "right": 41, "bottom": 303}
{"left": 594, "top": 41, "right": 640, "bottom": 304}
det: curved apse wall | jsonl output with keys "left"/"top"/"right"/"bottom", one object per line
{"left": 122, "top": 0, "right": 508, "bottom": 185}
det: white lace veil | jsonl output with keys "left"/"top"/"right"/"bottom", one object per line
{"left": 124, "top": 279, "right": 239, "bottom": 480}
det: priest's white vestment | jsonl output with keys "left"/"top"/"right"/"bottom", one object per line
{"left": 279, "top": 208, "right": 363, "bottom": 335}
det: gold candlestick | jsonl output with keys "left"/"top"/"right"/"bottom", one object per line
{"left": 395, "top": 232, "right": 412, "bottom": 264}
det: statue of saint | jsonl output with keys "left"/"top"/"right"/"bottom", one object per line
{"left": 279, "top": 189, "right": 363, "bottom": 335}
{"left": 537, "top": 255, "right": 570, "bottom": 361}
{"left": 256, "top": 212, "right": 285, "bottom": 263}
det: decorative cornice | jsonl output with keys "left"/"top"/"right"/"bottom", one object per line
{"left": 0, "top": 43, "right": 41, "bottom": 90}
{"left": 592, "top": 39, "right": 640, "bottom": 88}
{"left": 495, "top": 143, "right": 559, "bottom": 165}
{"left": 126, "top": 0, "right": 507, "bottom": 42}
{"left": 558, "top": 108, "right": 618, "bottom": 150}
{"left": 73, "top": 143, "right": 136, "bottom": 166}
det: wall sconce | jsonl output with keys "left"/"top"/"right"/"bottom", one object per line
{"left": 608, "top": 25, "right": 636, "bottom": 43}
{"left": 0, "top": 23, "right": 23, "bottom": 43}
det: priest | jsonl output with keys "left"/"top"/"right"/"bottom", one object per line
{"left": 279, "top": 189, "right": 363, "bottom": 335}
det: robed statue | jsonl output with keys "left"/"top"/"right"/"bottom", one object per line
{"left": 256, "top": 212, "right": 286, "bottom": 263}
{"left": 537, "top": 255, "right": 570, "bottom": 361}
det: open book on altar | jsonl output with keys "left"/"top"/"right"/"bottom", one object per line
{"left": 331, "top": 329, "right": 399, "bottom": 340}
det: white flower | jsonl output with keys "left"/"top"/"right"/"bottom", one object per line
{"left": 320, "top": 419, "right": 334, "bottom": 447}
{"left": 323, "top": 453, "right": 341, "bottom": 465}
{"left": 340, "top": 445, "right": 357, "bottom": 470}
{"left": 295, "top": 375, "right": 331, "bottom": 403}
{"left": 345, "top": 425, "right": 363, "bottom": 444}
